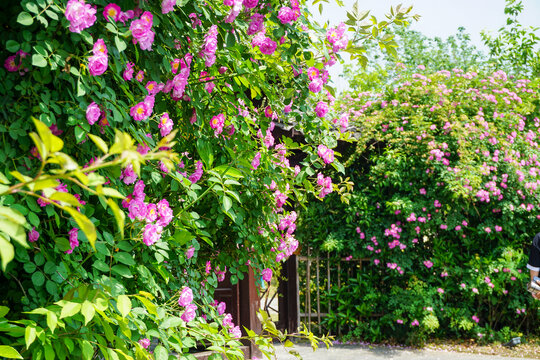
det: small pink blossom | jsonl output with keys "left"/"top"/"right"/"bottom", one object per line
{"left": 142, "top": 223, "right": 161, "bottom": 246}
{"left": 28, "top": 227, "right": 40, "bottom": 242}
{"left": 178, "top": 287, "right": 194, "bottom": 307}
{"left": 181, "top": 303, "right": 197, "bottom": 322}
{"left": 186, "top": 245, "right": 195, "bottom": 259}
{"left": 158, "top": 113, "right": 174, "bottom": 136}
{"left": 86, "top": 102, "right": 101, "bottom": 125}
{"left": 139, "top": 338, "right": 150, "bottom": 349}
{"left": 103, "top": 3, "right": 121, "bottom": 22}
{"left": 262, "top": 268, "right": 272, "bottom": 282}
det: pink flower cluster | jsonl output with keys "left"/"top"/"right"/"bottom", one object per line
{"left": 188, "top": 161, "right": 204, "bottom": 184}
{"left": 28, "top": 227, "right": 40, "bottom": 242}
{"left": 252, "top": 33, "right": 277, "bottom": 55}
{"left": 122, "top": 181, "right": 174, "bottom": 246}
{"left": 316, "top": 173, "right": 333, "bottom": 198}
{"left": 66, "top": 228, "right": 79, "bottom": 254}
{"left": 201, "top": 25, "right": 218, "bottom": 67}
{"left": 178, "top": 287, "right": 197, "bottom": 323}
{"left": 262, "top": 268, "right": 272, "bottom": 282}
{"left": 161, "top": 0, "right": 176, "bottom": 14}
{"left": 158, "top": 113, "right": 174, "bottom": 137}
{"left": 65, "top": 0, "right": 96, "bottom": 33}
{"left": 326, "top": 22, "right": 348, "bottom": 53}
{"left": 317, "top": 145, "right": 334, "bottom": 164}
{"left": 130, "top": 95, "right": 155, "bottom": 121}
{"left": 103, "top": 3, "right": 134, "bottom": 23}
{"left": 4, "top": 51, "right": 29, "bottom": 74}
{"left": 247, "top": 13, "right": 265, "bottom": 35}
{"left": 251, "top": 152, "right": 262, "bottom": 170}
{"left": 88, "top": 39, "right": 108, "bottom": 76}
{"left": 315, "top": 102, "right": 329, "bottom": 118}
{"left": 171, "top": 53, "right": 193, "bottom": 100}
{"left": 210, "top": 113, "right": 225, "bottom": 135}
{"left": 120, "top": 164, "right": 138, "bottom": 185}
{"left": 277, "top": 0, "right": 301, "bottom": 24}
{"left": 130, "top": 12, "right": 155, "bottom": 51}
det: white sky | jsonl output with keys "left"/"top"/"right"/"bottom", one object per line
{"left": 310, "top": 0, "right": 540, "bottom": 91}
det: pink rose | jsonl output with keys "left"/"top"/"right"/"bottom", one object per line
{"left": 86, "top": 102, "right": 101, "bottom": 125}
{"left": 88, "top": 54, "right": 108, "bottom": 76}
{"left": 178, "top": 287, "right": 194, "bottom": 307}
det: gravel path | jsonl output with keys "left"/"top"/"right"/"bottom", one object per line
{"left": 272, "top": 344, "right": 538, "bottom": 360}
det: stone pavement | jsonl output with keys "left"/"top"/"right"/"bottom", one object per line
{"left": 272, "top": 344, "right": 539, "bottom": 360}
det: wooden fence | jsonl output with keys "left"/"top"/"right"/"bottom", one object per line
{"left": 298, "top": 248, "right": 371, "bottom": 335}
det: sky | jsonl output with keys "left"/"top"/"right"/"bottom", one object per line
{"left": 310, "top": 0, "right": 540, "bottom": 92}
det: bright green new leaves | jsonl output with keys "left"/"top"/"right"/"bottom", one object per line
{"left": 0, "top": 206, "right": 28, "bottom": 271}
{"left": 116, "top": 295, "right": 131, "bottom": 318}
{"left": 0, "top": 346, "right": 23, "bottom": 359}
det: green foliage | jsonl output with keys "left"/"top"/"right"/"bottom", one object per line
{"left": 343, "top": 26, "right": 486, "bottom": 93}
{"left": 481, "top": 0, "right": 540, "bottom": 77}
{"left": 0, "top": 0, "right": 354, "bottom": 357}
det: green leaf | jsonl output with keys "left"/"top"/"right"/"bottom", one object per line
{"left": 134, "top": 295, "right": 157, "bottom": 316}
{"left": 44, "top": 345, "right": 54, "bottom": 360}
{"left": 153, "top": 345, "right": 168, "bottom": 360}
{"left": 116, "top": 295, "right": 131, "bottom": 318}
{"left": 81, "top": 301, "right": 95, "bottom": 325}
{"left": 32, "top": 178, "right": 59, "bottom": 191}
{"left": 93, "top": 260, "right": 109, "bottom": 272}
{"left": 160, "top": 316, "right": 183, "bottom": 329}
{"left": 0, "top": 306, "right": 9, "bottom": 318}
{"left": 80, "top": 340, "right": 93, "bottom": 360}
{"left": 24, "top": 262, "right": 36, "bottom": 273}
{"left": 222, "top": 195, "right": 232, "bottom": 212}
{"left": 211, "top": 165, "right": 244, "bottom": 179}
{"left": 25, "top": 326, "right": 36, "bottom": 349}
{"left": 74, "top": 126, "right": 86, "bottom": 143}
{"left": 111, "top": 265, "right": 133, "bottom": 278}
{"left": 64, "top": 207, "right": 96, "bottom": 249}
{"left": 87, "top": 134, "right": 108, "bottom": 154}
{"left": 60, "top": 301, "right": 81, "bottom": 319}
{"left": 0, "top": 206, "right": 27, "bottom": 225}
{"left": 49, "top": 192, "right": 81, "bottom": 207}
{"left": 172, "top": 229, "right": 194, "bottom": 246}
{"left": 46, "top": 311, "right": 57, "bottom": 333}
{"left": 114, "top": 252, "right": 135, "bottom": 266}
{"left": 114, "top": 36, "right": 126, "bottom": 52}
{"left": 196, "top": 139, "right": 214, "bottom": 168}
{"left": 0, "top": 345, "right": 23, "bottom": 359}
{"left": 77, "top": 78, "right": 86, "bottom": 97}
{"left": 32, "top": 117, "right": 63, "bottom": 153}
{"left": 17, "top": 12, "right": 33, "bottom": 26}
{"left": 106, "top": 199, "right": 124, "bottom": 239}
{"left": 45, "top": 280, "right": 58, "bottom": 296}
{"left": 100, "top": 187, "right": 125, "bottom": 199}
{"left": 0, "top": 234, "right": 15, "bottom": 271}
{"left": 32, "top": 54, "right": 48, "bottom": 67}
{"left": 6, "top": 40, "right": 20, "bottom": 53}
{"left": 0, "top": 218, "right": 27, "bottom": 248}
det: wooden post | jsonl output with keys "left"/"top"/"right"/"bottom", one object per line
{"left": 327, "top": 253, "right": 331, "bottom": 320}
{"left": 239, "top": 267, "right": 262, "bottom": 359}
{"left": 316, "top": 254, "right": 321, "bottom": 332}
{"left": 306, "top": 247, "right": 311, "bottom": 332}
{"left": 277, "top": 255, "right": 299, "bottom": 334}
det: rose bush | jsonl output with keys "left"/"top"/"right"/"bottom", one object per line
{"left": 0, "top": 0, "right": 417, "bottom": 358}
{"left": 298, "top": 65, "right": 540, "bottom": 344}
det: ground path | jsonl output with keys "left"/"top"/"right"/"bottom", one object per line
{"left": 272, "top": 344, "right": 538, "bottom": 360}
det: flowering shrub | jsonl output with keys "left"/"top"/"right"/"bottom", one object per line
{"left": 298, "top": 66, "right": 540, "bottom": 343}
{"left": 0, "top": 0, "right": 420, "bottom": 357}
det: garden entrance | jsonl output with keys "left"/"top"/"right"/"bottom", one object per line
{"left": 297, "top": 250, "right": 372, "bottom": 335}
